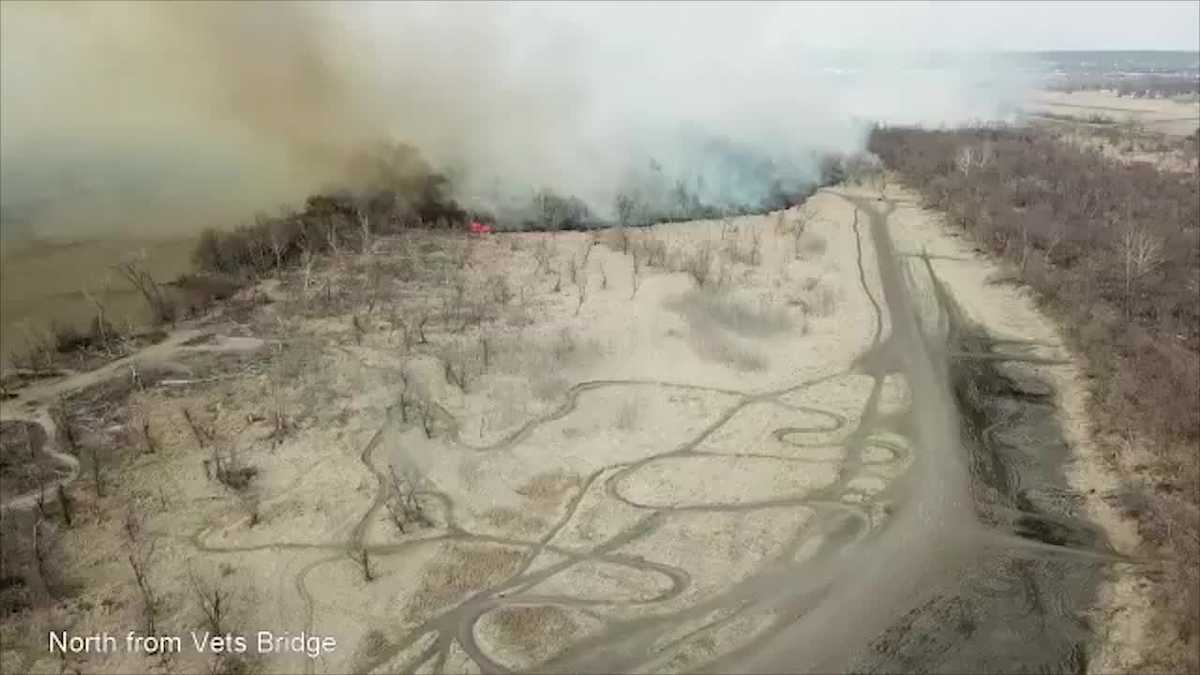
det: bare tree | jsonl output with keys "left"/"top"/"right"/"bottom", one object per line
{"left": 32, "top": 516, "right": 59, "bottom": 598}
{"left": 533, "top": 239, "right": 553, "bottom": 275}
{"left": 268, "top": 219, "right": 289, "bottom": 276}
{"left": 357, "top": 208, "right": 372, "bottom": 254}
{"left": 113, "top": 253, "right": 174, "bottom": 324}
{"left": 53, "top": 396, "right": 78, "bottom": 454}
{"left": 956, "top": 145, "right": 977, "bottom": 178}
{"left": 189, "top": 567, "right": 231, "bottom": 635}
{"left": 325, "top": 213, "right": 341, "bottom": 256}
{"left": 630, "top": 248, "right": 642, "bottom": 300}
{"left": 125, "top": 509, "right": 160, "bottom": 635}
{"left": 418, "top": 401, "right": 436, "bottom": 439}
{"left": 81, "top": 287, "right": 114, "bottom": 356}
{"left": 575, "top": 273, "right": 588, "bottom": 316}
{"left": 1119, "top": 224, "right": 1165, "bottom": 318}
{"left": 385, "top": 464, "right": 430, "bottom": 534}
{"left": 567, "top": 256, "right": 579, "bottom": 286}
{"left": 683, "top": 242, "right": 714, "bottom": 288}
{"left": 792, "top": 210, "right": 814, "bottom": 260}
{"left": 141, "top": 419, "right": 158, "bottom": 454}
{"left": 414, "top": 311, "right": 431, "bottom": 344}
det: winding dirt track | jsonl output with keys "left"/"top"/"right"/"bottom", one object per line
{"left": 1, "top": 192, "right": 1118, "bottom": 673}
{"left": 295, "top": 192, "right": 901, "bottom": 674}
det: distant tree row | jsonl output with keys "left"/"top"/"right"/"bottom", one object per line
{"left": 192, "top": 143, "right": 473, "bottom": 277}
{"left": 1046, "top": 73, "right": 1199, "bottom": 98}
{"left": 193, "top": 142, "right": 850, "bottom": 279}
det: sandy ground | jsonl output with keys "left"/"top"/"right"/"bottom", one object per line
{"left": 1026, "top": 89, "right": 1200, "bottom": 137}
{"left": 0, "top": 179, "right": 1144, "bottom": 673}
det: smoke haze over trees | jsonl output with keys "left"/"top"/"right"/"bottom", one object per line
{"left": 0, "top": 2, "right": 1030, "bottom": 239}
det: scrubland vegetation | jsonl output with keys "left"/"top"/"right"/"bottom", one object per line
{"left": 1046, "top": 73, "right": 1200, "bottom": 99}
{"left": 871, "top": 124, "right": 1200, "bottom": 671}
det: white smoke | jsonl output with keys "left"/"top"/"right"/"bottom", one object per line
{"left": 0, "top": 2, "right": 1030, "bottom": 237}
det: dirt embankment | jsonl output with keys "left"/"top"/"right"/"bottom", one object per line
{"left": 0, "top": 179, "right": 1143, "bottom": 674}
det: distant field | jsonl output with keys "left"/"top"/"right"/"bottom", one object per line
{"left": 1025, "top": 89, "right": 1200, "bottom": 136}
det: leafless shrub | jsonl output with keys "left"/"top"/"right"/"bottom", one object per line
{"left": 791, "top": 209, "right": 814, "bottom": 259}
{"left": 363, "top": 259, "right": 388, "bottom": 313}
{"left": 413, "top": 400, "right": 436, "bottom": 438}
{"left": 575, "top": 274, "right": 588, "bottom": 316}
{"left": 86, "top": 446, "right": 105, "bottom": 498}
{"left": 793, "top": 276, "right": 839, "bottom": 317}
{"left": 567, "top": 256, "right": 579, "bottom": 286}
{"left": 643, "top": 237, "right": 667, "bottom": 267}
{"left": 725, "top": 229, "right": 763, "bottom": 267}
{"left": 214, "top": 451, "right": 258, "bottom": 492}
{"left": 135, "top": 418, "right": 157, "bottom": 454}
{"left": 533, "top": 239, "right": 554, "bottom": 274}
{"left": 443, "top": 273, "right": 471, "bottom": 333}
{"left": 353, "top": 547, "right": 373, "bottom": 582}
{"left": 357, "top": 208, "right": 372, "bottom": 254}
{"left": 1118, "top": 223, "right": 1165, "bottom": 319}
{"left": 682, "top": 242, "right": 715, "bottom": 288}
{"left": 81, "top": 287, "right": 117, "bottom": 357}
{"left": 489, "top": 274, "right": 513, "bottom": 305}
{"left": 414, "top": 311, "right": 431, "bottom": 344}
{"left": 480, "top": 335, "right": 491, "bottom": 371}
{"left": 183, "top": 408, "right": 213, "bottom": 449}
{"left": 670, "top": 289, "right": 792, "bottom": 337}
{"left": 455, "top": 237, "right": 474, "bottom": 270}
{"left": 189, "top": 566, "right": 231, "bottom": 635}
{"left": 8, "top": 323, "right": 56, "bottom": 372}
{"left": 580, "top": 237, "right": 595, "bottom": 268}
{"left": 31, "top": 516, "right": 62, "bottom": 598}
{"left": 51, "top": 396, "right": 77, "bottom": 454}
{"left": 385, "top": 464, "right": 431, "bottom": 534}
{"left": 125, "top": 509, "right": 161, "bottom": 636}
{"left": 352, "top": 315, "right": 367, "bottom": 345}
{"left": 630, "top": 249, "right": 642, "bottom": 299}
{"left": 56, "top": 485, "right": 73, "bottom": 527}
{"left": 113, "top": 253, "right": 175, "bottom": 325}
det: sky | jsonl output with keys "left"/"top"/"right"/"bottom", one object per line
{"left": 748, "top": 1, "right": 1200, "bottom": 52}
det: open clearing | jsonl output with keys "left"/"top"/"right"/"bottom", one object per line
{"left": 0, "top": 181, "right": 1136, "bottom": 673}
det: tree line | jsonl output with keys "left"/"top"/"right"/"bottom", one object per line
{"left": 871, "top": 124, "right": 1199, "bottom": 669}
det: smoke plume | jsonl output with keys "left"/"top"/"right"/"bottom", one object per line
{"left": 0, "top": 2, "right": 1028, "bottom": 238}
